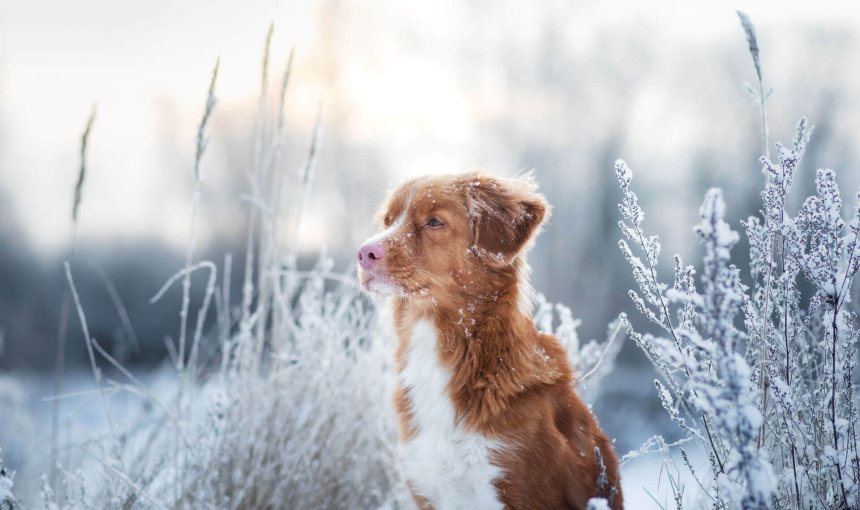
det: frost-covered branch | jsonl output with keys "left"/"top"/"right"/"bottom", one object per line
{"left": 615, "top": 141, "right": 860, "bottom": 508}
{"left": 614, "top": 12, "right": 859, "bottom": 509}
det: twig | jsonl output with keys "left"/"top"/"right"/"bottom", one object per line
{"left": 577, "top": 320, "right": 623, "bottom": 387}
{"left": 79, "top": 444, "right": 169, "bottom": 510}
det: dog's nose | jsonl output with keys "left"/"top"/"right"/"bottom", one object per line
{"left": 357, "top": 242, "right": 386, "bottom": 270}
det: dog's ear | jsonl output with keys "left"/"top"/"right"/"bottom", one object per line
{"left": 465, "top": 173, "right": 549, "bottom": 264}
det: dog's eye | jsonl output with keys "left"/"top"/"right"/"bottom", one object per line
{"left": 425, "top": 217, "right": 444, "bottom": 228}
{"left": 383, "top": 216, "right": 392, "bottom": 227}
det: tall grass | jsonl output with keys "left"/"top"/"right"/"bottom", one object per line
{"left": 45, "top": 29, "right": 400, "bottom": 508}
{"left": 50, "top": 106, "right": 96, "bottom": 500}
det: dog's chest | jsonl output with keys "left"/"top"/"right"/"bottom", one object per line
{"left": 397, "top": 320, "right": 505, "bottom": 510}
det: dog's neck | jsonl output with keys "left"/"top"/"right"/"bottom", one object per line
{"left": 392, "top": 260, "right": 568, "bottom": 433}
{"left": 393, "top": 259, "right": 527, "bottom": 335}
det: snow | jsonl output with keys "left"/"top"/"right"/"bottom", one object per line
{"left": 587, "top": 497, "right": 610, "bottom": 510}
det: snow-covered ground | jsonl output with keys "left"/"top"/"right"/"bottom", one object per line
{"left": 0, "top": 363, "right": 697, "bottom": 509}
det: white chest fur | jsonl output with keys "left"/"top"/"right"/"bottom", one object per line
{"left": 397, "top": 320, "right": 505, "bottom": 510}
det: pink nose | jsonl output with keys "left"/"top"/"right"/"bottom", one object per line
{"left": 357, "top": 242, "right": 386, "bottom": 270}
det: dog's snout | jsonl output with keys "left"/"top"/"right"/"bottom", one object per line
{"left": 357, "top": 242, "right": 386, "bottom": 270}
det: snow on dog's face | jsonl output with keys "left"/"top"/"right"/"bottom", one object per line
{"left": 356, "top": 172, "right": 549, "bottom": 305}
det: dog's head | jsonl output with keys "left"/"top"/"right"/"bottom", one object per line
{"left": 357, "top": 172, "right": 549, "bottom": 306}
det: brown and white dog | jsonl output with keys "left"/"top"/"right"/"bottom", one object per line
{"left": 357, "top": 172, "right": 622, "bottom": 510}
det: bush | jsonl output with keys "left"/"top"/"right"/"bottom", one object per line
{"left": 614, "top": 13, "right": 859, "bottom": 509}
{"left": 0, "top": 449, "right": 19, "bottom": 510}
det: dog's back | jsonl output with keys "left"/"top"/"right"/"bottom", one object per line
{"left": 358, "top": 172, "right": 622, "bottom": 509}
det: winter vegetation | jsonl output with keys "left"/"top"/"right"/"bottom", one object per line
{"left": 614, "top": 12, "right": 859, "bottom": 509}
{"left": 1, "top": 449, "right": 20, "bottom": 510}
{"left": 0, "top": 24, "right": 624, "bottom": 509}
{"left": 0, "top": 8, "right": 857, "bottom": 510}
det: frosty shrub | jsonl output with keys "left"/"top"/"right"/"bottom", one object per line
{"left": 0, "top": 449, "right": 19, "bottom": 510}
{"left": 39, "top": 26, "right": 622, "bottom": 510}
{"left": 534, "top": 295, "right": 623, "bottom": 404}
{"left": 57, "top": 256, "right": 403, "bottom": 509}
{"left": 0, "top": 377, "right": 36, "bottom": 477}
{"left": 615, "top": 165, "right": 776, "bottom": 508}
{"left": 614, "top": 13, "right": 859, "bottom": 508}
{"left": 615, "top": 137, "right": 860, "bottom": 510}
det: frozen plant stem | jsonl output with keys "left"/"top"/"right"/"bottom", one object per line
{"left": 179, "top": 57, "right": 219, "bottom": 371}
{"left": 738, "top": 10, "right": 775, "bottom": 450}
{"left": 737, "top": 10, "right": 769, "bottom": 162}
{"left": 254, "top": 42, "right": 296, "bottom": 353}
{"left": 79, "top": 444, "right": 168, "bottom": 510}
{"left": 830, "top": 308, "right": 849, "bottom": 505}
{"left": 49, "top": 291, "right": 69, "bottom": 500}
{"left": 51, "top": 107, "right": 95, "bottom": 498}
{"left": 240, "top": 25, "right": 274, "bottom": 330}
{"left": 290, "top": 99, "right": 324, "bottom": 256}
{"left": 64, "top": 262, "right": 121, "bottom": 473}
{"left": 171, "top": 56, "right": 217, "bottom": 507}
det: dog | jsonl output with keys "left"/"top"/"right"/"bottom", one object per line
{"left": 357, "top": 172, "right": 622, "bottom": 509}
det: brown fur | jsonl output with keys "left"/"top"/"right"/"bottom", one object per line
{"left": 359, "top": 172, "right": 623, "bottom": 509}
